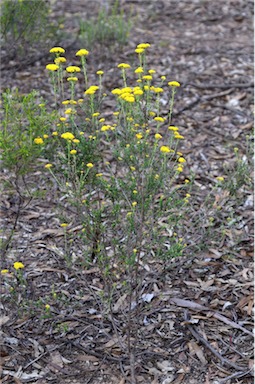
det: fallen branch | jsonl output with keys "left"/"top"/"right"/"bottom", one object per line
{"left": 170, "top": 298, "right": 254, "bottom": 337}
{"left": 184, "top": 311, "right": 246, "bottom": 371}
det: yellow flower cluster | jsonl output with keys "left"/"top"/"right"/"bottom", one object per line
{"left": 84, "top": 85, "right": 99, "bottom": 95}
{"left": 111, "top": 86, "right": 144, "bottom": 103}
{"left": 76, "top": 49, "right": 89, "bottom": 56}
{"left": 46, "top": 64, "right": 59, "bottom": 71}
{"left": 50, "top": 47, "right": 65, "bottom": 54}
{"left": 61, "top": 132, "right": 75, "bottom": 140}
{"left": 66, "top": 66, "right": 81, "bottom": 73}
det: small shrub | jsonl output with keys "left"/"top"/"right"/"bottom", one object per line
{"left": 79, "top": 1, "right": 132, "bottom": 49}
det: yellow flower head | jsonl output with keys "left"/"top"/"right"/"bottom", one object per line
{"left": 13, "top": 262, "right": 25, "bottom": 270}
{"left": 216, "top": 176, "right": 224, "bottom": 182}
{"left": 160, "top": 146, "right": 171, "bottom": 153}
{"left": 148, "top": 69, "right": 156, "bottom": 74}
{"left": 52, "top": 131, "right": 58, "bottom": 136}
{"left": 155, "top": 133, "right": 162, "bottom": 140}
{"left": 34, "top": 137, "right": 44, "bottom": 144}
{"left": 86, "top": 163, "right": 94, "bottom": 168}
{"left": 135, "top": 48, "right": 144, "bottom": 54}
{"left": 45, "top": 304, "right": 51, "bottom": 310}
{"left": 117, "top": 63, "right": 131, "bottom": 69}
{"left": 137, "top": 43, "right": 151, "bottom": 49}
{"left": 1, "top": 269, "right": 9, "bottom": 274}
{"left": 154, "top": 116, "right": 165, "bottom": 122}
{"left": 46, "top": 64, "right": 59, "bottom": 71}
{"left": 54, "top": 57, "right": 66, "bottom": 64}
{"left": 67, "top": 76, "right": 78, "bottom": 82}
{"left": 70, "top": 149, "right": 77, "bottom": 155}
{"left": 45, "top": 163, "right": 53, "bottom": 169}
{"left": 178, "top": 157, "right": 186, "bottom": 163}
{"left": 161, "top": 75, "right": 166, "bottom": 81}
{"left": 134, "top": 67, "right": 144, "bottom": 74}
{"left": 66, "top": 66, "right": 81, "bottom": 73}
{"left": 168, "top": 126, "right": 179, "bottom": 131}
{"left": 61, "top": 132, "right": 75, "bottom": 140}
{"left": 136, "top": 133, "right": 143, "bottom": 139}
{"left": 96, "top": 70, "right": 104, "bottom": 75}
{"left": 60, "top": 223, "right": 68, "bottom": 227}
{"left": 168, "top": 81, "right": 181, "bottom": 87}
{"left": 142, "top": 75, "right": 152, "bottom": 81}
{"left": 49, "top": 46, "right": 65, "bottom": 54}
{"left": 174, "top": 133, "right": 184, "bottom": 140}
{"left": 76, "top": 49, "right": 89, "bottom": 56}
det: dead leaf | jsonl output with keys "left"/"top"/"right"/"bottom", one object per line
{"left": 188, "top": 340, "right": 207, "bottom": 365}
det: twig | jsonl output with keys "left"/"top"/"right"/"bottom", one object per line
{"left": 218, "top": 369, "right": 254, "bottom": 383}
{"left": 170, "top": 298, "right": 254, "bottom": 337}
{"left": 184, "top": 312, "right": 246, "bottom": 371}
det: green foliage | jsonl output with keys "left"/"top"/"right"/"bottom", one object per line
{"left": 79, "top": 1, "right": 132, "bottom": 48}
{"left": 0, "top": 0, "right": 58, "bottom": 57}
{"left": 0, "top": 89, "right": 57, "bottom": 175}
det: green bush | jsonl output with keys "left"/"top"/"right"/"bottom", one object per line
{"left": 0, "top": 0, "right": 58, "bottom": 58}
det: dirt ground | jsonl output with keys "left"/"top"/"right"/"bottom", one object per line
{"left": 0, "top": 1, "right": 254, "bottom": 383}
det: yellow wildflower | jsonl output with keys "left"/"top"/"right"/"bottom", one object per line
{"left": 13, "top": 262, "right": 24, "bottom": 270}
{"left": 161, "top": 75, "right": 166, "bottom": 81}
{"left": 45, "top": 304, "right": 51, "bottom": 310}
{"left": 52, "top": 131, "right": 58, "bottom": 136}
{"left": 54, "top": 57, "right": 66, "bottom": 64}
{"left": 86, "top": 163, "right": 94, "bottom": 168}
{"left": 174, "top": 133, "right": 184, "bottom": 140}
{"left": 117, "top": 63, "right": 131, "bottom": 69}
{"left": 1, "top": 269, "right": 9, "bottom": 274}
{"left": 142, "top": 75, "right": 152, "bottom": 81}
{"left": 130, "top": 166, "right": 136, "bottom": 171}
{"left": 136, "top": 133, "right": 143, "bottom": 139}
{"left": 61, "top": 132, "right": 75, "bottom": 140}
{"left": 96, "top": 70, "right": 104, "bottom": 75}
{"left": 45, "top": 163, "right": 53, "bottom": 169}
{"left": 168, "top": 81, "right": 181, "bottom": 87}
{"left": 60, "top": 117, "right": 67, "bottom": 122}
{"left": 177, "top": 166, "right": 183, "bottom": 172}
{"left": 216, "top": 176, "right": 224, "bottom": 182}
{"left": 137, "top": 43, "right": 150, "bottom": 49}
{"left": 148, "top": 69, "right": 156, "bottom": 74}
{"left": 66, "top": 66, "right": 81, "bottom": 73}
{"left": 178, "top": 157, "right": 186, "bottom": 163}
{"left": 168, "top": 126, "right": 179, "bottom": 131}
{"left": 46, "top": 64, "right": 59, "bottom": 71}
{"left": 49, "top": 46, "right": 65, "bottom": 54}
{"left": 154, "top": 116, "right": 165, "bottom": 122}
{"left": 155, "top": 133, "right": 162, "bottom": 139}
{"left": 96, "top": 173, "right": 103, "bottom": 177}
{"left": 135, "top": 48, "right": 144, "bottom": 54}
{"left": 76, "top": 49, "right": 89, "bottom": 56}
{"left": 34, "top": 137, "right": 43, "bottom": 144}
{"left": 67, "top": 76, "right": 78, "bottom": 82}
{"left": 132, "top": 201, "right": 137, "bottom": 207}
{"left": 43, "top": 134, "right": 49, "bottom": 139}
{"left": 62, "top": 100, "right": 70, "bottom": 105}
{"left": 160, "top": 146, "right": 171, "bottom": 153}
{"left": 135, "top": 67, "right": 144, "bottom": 74}
{"left": 73, "top": 139, "right": 80, "bottom": 143}
{"left": 70, "top": 149, "right": 77, "bottom": 155}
